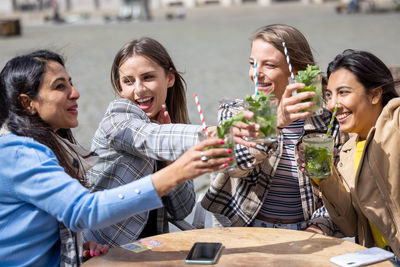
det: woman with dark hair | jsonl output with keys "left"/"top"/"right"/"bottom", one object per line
{"left": 83, "top": 37, "right": 257, "bottom": 247}
{"left": 300, "top": 49, "right": 399, "bottom": 261}
{"left": 0, "top": 50, "right": 232, "bottom": 267}
{"left": 202, "top": 24, "right": 348, "bottom": 232}
{"left": 0, "top": 74, "right": 7, "bottom": 127}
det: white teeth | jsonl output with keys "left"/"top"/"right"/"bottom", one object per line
{"left": 136, "top": 97, "right": 152, "bottom": 103}
{"left": 337, "top": 113, "right": 350, "bottom": 120}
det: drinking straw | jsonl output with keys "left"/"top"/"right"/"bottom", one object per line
{"left": 326, "top": 103, "right": 339, "bottom": 136}
{"left": 254, "top": 59, "right": 258, "bottom": 96}
{"left": 281, "top": 41, "right": 295, "bottom": 81}
{"left": 194, "top": 93, "right": 210, "bottom": 139}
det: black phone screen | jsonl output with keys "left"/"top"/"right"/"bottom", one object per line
{"left": 185, "top": 242, "right": 223, "bottom": 263}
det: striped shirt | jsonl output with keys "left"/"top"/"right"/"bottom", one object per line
{"left": 259, "top": 119, "right": 305, "bottom": 220}
{"left": 202, "top": 98, "right": 347, "bottom": 229}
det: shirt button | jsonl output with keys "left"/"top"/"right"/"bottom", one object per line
{"left": 118, "top": 194, "right": 124, "bottom": 199}
{"left": 134, "top": 189, "right": 141, "bottom": 194}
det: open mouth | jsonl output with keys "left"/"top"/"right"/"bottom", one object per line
{"left": 67, "top": 105, "right": 78, "bottom": 115}
{"left": 256, "top": 83, "right": 273, "bottom": 93}
{"left": 135, "top": 97, "right": 154, "bottom": 111}
{"left": 336, "top": 112, "right": 351, "bottom": 122}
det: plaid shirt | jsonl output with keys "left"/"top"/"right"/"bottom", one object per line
{"left": 202, "top": 99, "right": 348, "bottom": 230}
{"left": 83, "top": 98, "right": 201, "bottom": 247}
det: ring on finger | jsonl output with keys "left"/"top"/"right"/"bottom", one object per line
{"left": 200, "top": 151, "right": 208, "bottom": 162}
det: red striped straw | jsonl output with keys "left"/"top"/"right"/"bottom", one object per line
{"left": 194, "top": 93, "right": 210, "bottom": 138}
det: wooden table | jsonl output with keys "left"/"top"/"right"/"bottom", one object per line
{"left": 83, "top": 227, "right": 392, "bottom": 266}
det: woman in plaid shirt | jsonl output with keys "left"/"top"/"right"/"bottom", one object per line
{"left": 202, "top": 24, "right": 348, "bottom": 233}
{"left": 83, "top": 38, "right": 257, "bottom": 247}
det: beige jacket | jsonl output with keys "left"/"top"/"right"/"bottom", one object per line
{"left": 318, "top": 98, "right": 400, "bottom": 257}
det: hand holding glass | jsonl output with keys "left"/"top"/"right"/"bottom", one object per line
{"left": 198, "top": 128, "right": 237, "bottom": 172}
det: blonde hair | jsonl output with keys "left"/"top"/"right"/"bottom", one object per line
{"left": 251, "top": 24, "right": 315, "bottom": 73}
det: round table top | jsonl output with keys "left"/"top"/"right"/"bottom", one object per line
{"left": 83, "top": 227, "right": 392, "bottom": 266}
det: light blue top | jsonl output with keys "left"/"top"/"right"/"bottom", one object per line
{"left": 0, "top": 133, "right": 162, "bottom": 267}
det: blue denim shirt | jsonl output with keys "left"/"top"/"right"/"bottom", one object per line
{"left": 0, "top": 133, "right": 162, "bottom": 267}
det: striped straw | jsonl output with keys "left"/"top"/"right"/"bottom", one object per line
{"left": 282, "top": 41, "right": 295, "bottom": 81}
{"left": 194, "top": 93, "right": 210, "bottom": 139}
{"left": 326, "top": 103, "right": 339, "bottom": 136}
{"left": 253, "top": 59, "right": 258, "bottom": 96}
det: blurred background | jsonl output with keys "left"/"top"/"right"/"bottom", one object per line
{"left": 1, "top": 0, "right": 399, "bottom": 198}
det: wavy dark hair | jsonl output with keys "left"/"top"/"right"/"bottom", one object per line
{"left": 111, "top": 37, "right": 189, "bottom": 124}
{"left": 327, "top": 49, "right": 398, "bottom": 107}
{"left": 0, "top": 50, "right": 86, "bottom": 185}
{"left": 0, "top": 74, "right": 8, "bottom": 126}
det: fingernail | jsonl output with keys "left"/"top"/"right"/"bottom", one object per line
{"left": 229, "top": 157, "right": 233, "bottom": 161}
{"left": 302, "top": 163, "right": 305, "bottom": 168}
{"left": 220, "top": 140, "right": 225, "bottom": 144}
{"left": 101, "top": 249, "right": 105, "bottom": 253}
{"left": 228, "top": 149, "right": 232, "bottom": 153}
{"left": 222, "top": 163, "right": 228, "bottom": 168}
{"left": 90, "top": 251, "right": 94, "bottom": 257}
{"left": 95, "top": 251, "right": 100, "bottom": 256}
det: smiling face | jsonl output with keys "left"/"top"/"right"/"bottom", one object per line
{"left": 326, "top": 68, "right": 383, "bottom": 140}
{"left": 249, "top": 38, "right": 291, "bottom": 101}
{"left": 30, "top": 60, "right": 80, "bottom": 131}
{"left": 118, "top": 55, "right": 175, "bottom": 120}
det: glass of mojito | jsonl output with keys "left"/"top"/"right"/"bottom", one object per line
{"left": 244, "top": 94, "right": 278, "bottom": 144}
{"left": 291, "top": 65, "right": 324, "bottom": 116}
{"left": 302, "top": 133, "right": 334, "bottom": 179}
{"left": 198, "top": 127, "right": 237, "bottom": 172}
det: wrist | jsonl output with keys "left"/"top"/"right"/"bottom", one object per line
{"left": 152, "top": 166, "right": 183, "bottom": 197}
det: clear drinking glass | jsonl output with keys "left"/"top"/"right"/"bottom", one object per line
{"left": 198, "top": 128, "right": 237, "bottom": 172}
{"left": 302, "top": 133, "right": 334, "bottom": 179}
{"left": 290, "top": 74, "right": 323, "bottom": 116}
{"left": 245, "top": 95, "right": 278, "bottom": 144}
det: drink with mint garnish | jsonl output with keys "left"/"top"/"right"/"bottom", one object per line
{"left": 302, "top": 133, "right": 334, "bottom": 179}
{"left": 244, "top": 93, "right": 278, "bottom": 144}
{"left": 198, "top": 127, "right": 237, "bottom": 171}
{"left": 293, "top": 65, "right": 323, "bottom": 115}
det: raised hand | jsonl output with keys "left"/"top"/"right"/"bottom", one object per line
{"left": 277, "top": 82, "right": 316, "bottom": 129}
{"left": 156, "top": 104, "right": 171, "bottom": 124}
{"left": 231, "top": 110, "right": 259, "bottom": 148}
{"left": 152, "top": 138, "right": 232, "bottom": 197}
{"left": 170, "top": 138, "right": 232, "bottom": 179}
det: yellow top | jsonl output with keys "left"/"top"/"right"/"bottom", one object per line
{"left": 354, "top": 140, "right": 389, "bottom": 249}
{"left": 312, "top": 178, "right": 320, "bottom": 185}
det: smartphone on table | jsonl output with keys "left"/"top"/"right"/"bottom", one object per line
{"left": 185, "top": 242, "right": 223, "bottom": 264}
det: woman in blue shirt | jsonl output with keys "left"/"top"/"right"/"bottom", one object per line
{"left": 0, "top": 50, "right": 231, "bottom": 267}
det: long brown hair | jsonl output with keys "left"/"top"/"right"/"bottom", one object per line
{"left": 111, "top": 37, "right": 189, "bottom": 124}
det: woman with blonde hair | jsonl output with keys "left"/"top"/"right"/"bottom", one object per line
{"left": 202, "top": 24, "right": 347, "bottom": 232}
